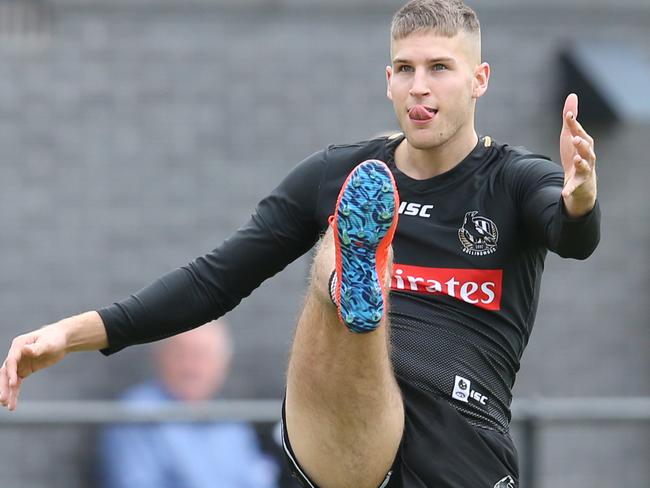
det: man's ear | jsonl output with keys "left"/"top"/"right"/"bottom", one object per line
{"left": 386, "top": 65, "right": 393, "bottom": 100}
{"left": 472, "top": 62, "right": 490, "bottom": 99}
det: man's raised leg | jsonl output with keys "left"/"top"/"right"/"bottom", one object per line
{"left": 285, "top": 161, "right": 404, "bottom": 488}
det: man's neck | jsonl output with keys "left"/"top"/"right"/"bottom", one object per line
{"left": 395, "top": 130, "right": 479, "bottom": 180}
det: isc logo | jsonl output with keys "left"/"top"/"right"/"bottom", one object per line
{"left": 398, "top": 201, "right": 433, "bottom": 218}
{"left": 452, "top": 375, "right": 488, "bottom": 405}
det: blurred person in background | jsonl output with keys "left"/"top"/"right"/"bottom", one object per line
{"left": 1, "top": 1, "right": 600, "bottom": 487}
{"left": 97, "top": 320, "right": 278, "bottom": 488}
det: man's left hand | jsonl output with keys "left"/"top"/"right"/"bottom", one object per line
{"left": 559, "top": 93, "right": 597, "bottom": 218}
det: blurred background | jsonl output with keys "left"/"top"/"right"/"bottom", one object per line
{"left": 0, "top": 0, "right": 648, "bottom": 487}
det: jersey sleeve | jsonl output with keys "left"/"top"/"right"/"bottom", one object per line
{"left": 508, "top": 156, "right": 601, "bottom": 259}
{"left": 98, "top": 152, "right": 327, "bottom": 355}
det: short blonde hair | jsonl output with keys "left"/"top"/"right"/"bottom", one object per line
{"left": 391, "top": 0, "right": 480, "bottom": 40}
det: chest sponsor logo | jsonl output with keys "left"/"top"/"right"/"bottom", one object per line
{"left": 391, "top": 264, "right": 503, "bottom": 311}
{"left": 452, "top": 375, "right": 489, "bottom": 405}
{"left": 459, "top": 211, "right": 499, "bottom": 256}
{"left": 398, "top": 201, "right": 433, "bottom": 218}
{"left": 493, "top": 475, "right": 516, "bottom": 488}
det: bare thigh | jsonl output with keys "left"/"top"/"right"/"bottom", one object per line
{"left": 285, "top": 230, "right": 404, "bottom": 488}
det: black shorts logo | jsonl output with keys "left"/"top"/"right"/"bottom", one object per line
{"left": 493, "top": 475, "right": 516, "bottom": 488}
{"left": 452, "top": 375, "right": 489, "bottom": 405}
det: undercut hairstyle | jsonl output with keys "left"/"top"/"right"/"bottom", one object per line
{"left": 391, "top": 0, "right": 480, "bottom": 40}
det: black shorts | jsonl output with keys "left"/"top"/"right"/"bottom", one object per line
{"left": 281, "top": 381, "right": 519, "bottom": 488}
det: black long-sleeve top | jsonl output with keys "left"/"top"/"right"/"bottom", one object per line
{"left": 98, "top": 134, "right": 600, "bottom": 432}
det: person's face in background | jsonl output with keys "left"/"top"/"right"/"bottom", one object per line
{"left": 155, "top": 321, "right": 232, "bottom": 402}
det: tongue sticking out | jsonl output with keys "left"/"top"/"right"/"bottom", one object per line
{"left": 409, "top": 105, "right": 434, "bottom": 121}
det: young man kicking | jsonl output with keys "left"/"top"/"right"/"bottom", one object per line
{"left": 0, "top": 1, "right": 599, "bottom": 487}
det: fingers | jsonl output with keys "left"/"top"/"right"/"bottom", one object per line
{"left": 560, "top": 95, "right": 598, "bottom": 205}
{"left": 0, "top": 334, "right": 37, "bottom": 410}
{"left": 572, "top": 135, "right": 596, "bottom": 167}
{"left": 0, "top": 343, "right": 24, "bottom": 410}
{"left": 565, "top": 109, "right": 596, "bottom": 172}
{"left": 7, "top": 377, "right": 22, "bottom": 411}
{"left": 562, "top": 152, "right": 596, "bottom": 199}
{"left": 562, "top": 93, "right": 593, "bottom": 147}
{"left": 563, "top": 93, "right": 578, "bottom": 121}
{"left": 565, "top": 112, "right": 594, "bottom": 146}
{"left": 0, "top": 363, "right": 8, "bottom": 407}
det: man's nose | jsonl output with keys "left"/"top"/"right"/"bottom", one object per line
{"left": 409, "top": 70, "right": 431, "bottom": 97}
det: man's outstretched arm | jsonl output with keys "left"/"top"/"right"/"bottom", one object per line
{"left": 0, "top": 149, "right": 328, "bottom": 411}
{"left": 0, "top": 311, "right": 108, "bottom": 410}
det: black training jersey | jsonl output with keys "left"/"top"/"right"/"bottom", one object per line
{"left": 99, "top": 134, "right": 600, "bottom": 432}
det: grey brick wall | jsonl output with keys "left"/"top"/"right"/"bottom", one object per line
{"left": 0, "top": 1, "right": 648, "bottom": 487}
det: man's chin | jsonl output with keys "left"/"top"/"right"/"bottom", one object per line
{"left": 405, "top": 132, "right": 446, "bottom": 151}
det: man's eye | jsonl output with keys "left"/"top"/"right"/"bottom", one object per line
{"left": 432, "top": 64, "right": 447, "bottom": 71}
{"left": 396, "top": 65, "right": 414, "bottom": 73}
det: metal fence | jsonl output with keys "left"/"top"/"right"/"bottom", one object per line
{"left": 0, "top": 397, "right": 648, "bottom": 488}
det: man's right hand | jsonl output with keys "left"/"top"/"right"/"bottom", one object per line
{"left": 0, "top": 311, "right": 108, "bottom": 411}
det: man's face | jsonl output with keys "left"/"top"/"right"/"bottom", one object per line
{"left": 386, "top": 30, "right": 488, "bottom": 151}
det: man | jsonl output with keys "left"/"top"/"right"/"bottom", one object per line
{"left": 98, "top": 321, "right": 278, "bottom": 488}
{"left": 0, "top": 1, "right": 599, "bottom": 487}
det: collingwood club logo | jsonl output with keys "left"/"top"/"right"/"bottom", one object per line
{"left": 493, "top": 475, "right": 516, "bottom": 488}
{"left": 458, "top": 211, "right": 499, "bottom": 256}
